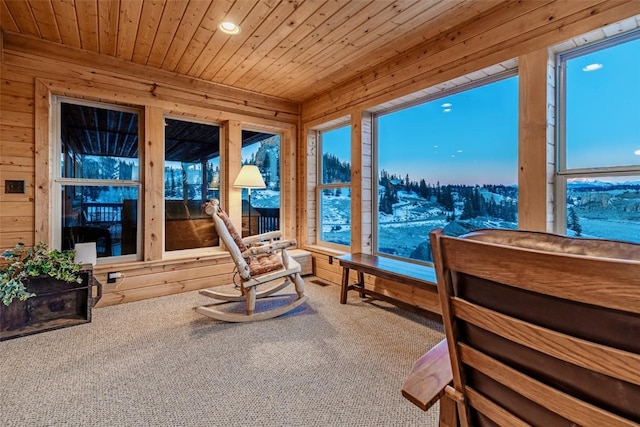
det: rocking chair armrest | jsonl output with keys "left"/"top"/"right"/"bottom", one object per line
{"left": 401, "top": 339, "right": 453, "bottom": 411}
{"left": 242, "top": 231, "right": 283, "bottom": 245}
{"left": 241, "top": 239, "right": 297, "bottom": 257}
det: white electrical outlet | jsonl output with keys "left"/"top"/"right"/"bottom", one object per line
{"left": 107, "top": 272, "right": 122, "bottom": 283}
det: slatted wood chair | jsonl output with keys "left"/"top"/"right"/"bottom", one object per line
{"left": 195, "top": 199, "right": 307, "bottom": 322}
{"left": 403, "top": 228, "right": 640, "bottom": 427}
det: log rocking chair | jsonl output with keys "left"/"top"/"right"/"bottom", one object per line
{"left": 195, "top": 199, "right": 307, "bottom": 322}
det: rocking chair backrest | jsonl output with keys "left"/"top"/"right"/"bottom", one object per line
{"left": 205, "top": 199, "right": 252, "bottom": 280}
{"left": 430, "top": 228, "right": 640, "bottom": 426}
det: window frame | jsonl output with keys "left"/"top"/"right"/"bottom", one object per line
{"left": 316, "top": 123, "right": 352, "bottom": 249}
{"left": 162, "top": 114, "right": 224, "bottom": 258}
{"left": 53, "top": 96, "right": 143, "bottom": 263}
{"left": 555, "top": 29, "right": 640, "bottom": 235}
{"left": 240, "top": 127, "right": 284, "bottom": 236}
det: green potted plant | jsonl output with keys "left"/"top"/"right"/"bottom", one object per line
{"left": 0, "top": 242, "right": 82, "bottom": 306}
{"left": 0, "top": 242, "right": 94, "bottom": 341}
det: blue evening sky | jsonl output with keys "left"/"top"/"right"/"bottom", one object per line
{"left": 566, "top": 36, "right": 640, "bottom": 170}
{"left": 322, "top": 34, "right": 640, "bottom": 186}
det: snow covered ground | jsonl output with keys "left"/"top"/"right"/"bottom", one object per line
{"left": 251, "top": 189, "right": 280, "bottom": 208}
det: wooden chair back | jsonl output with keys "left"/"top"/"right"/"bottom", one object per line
{"left": 430, "top": 228, "right": 640, "bottom": 427}
{"left": 205, "top": 199, "right": 284, "bottom": 281}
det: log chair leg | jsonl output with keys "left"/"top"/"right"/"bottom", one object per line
{"left": 245, "top": 287, "right": 257, "bottom": 315}
{"left": 293, "top": 273, "right": 305, "bottom": 299}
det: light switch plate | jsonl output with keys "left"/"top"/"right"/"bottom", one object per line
{"left": 5, "top": 180, "right": 25, "bottom": 194}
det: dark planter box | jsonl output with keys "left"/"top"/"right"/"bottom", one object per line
{"left": 0, "top": 268, "right": 97, "bottom": 341}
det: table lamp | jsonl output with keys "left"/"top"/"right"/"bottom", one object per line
{"left": 233, "top": 165, "right": 266, "bottom": 235}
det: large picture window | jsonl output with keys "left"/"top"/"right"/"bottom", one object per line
{"left": 375, "top": 74, "right": 519, "bottom": 263}
{"left": 318, "top": 125, "right": 351, "bottom": 247}
{"left": 56, "top": 99, "right": 141, "bottom": 261}
{"left": 557, "top": 30, "right": 640, "bottom": 242}
{"left": 164, "top": 118, "right": 221, "bottom": 252}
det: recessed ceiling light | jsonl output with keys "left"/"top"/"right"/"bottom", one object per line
{"left": 582, "top": 63, "right": 603, "bottom": 72}
{"left": 219, "top": 22, "right": 240, "bottom": 35}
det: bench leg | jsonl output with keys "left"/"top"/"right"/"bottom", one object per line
{"left": 357, "top": 271, "right": 365, "bottom": 298}
{"left": 340, "top": 267, "right": 350, "bottom": 304}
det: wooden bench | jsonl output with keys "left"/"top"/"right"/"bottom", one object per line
{"left": 337, "top": 253, "right": 440, "bottom": 316}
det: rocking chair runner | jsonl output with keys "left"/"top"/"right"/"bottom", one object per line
{"left": 195, "top": 199, "right": 307, "bottom": 322}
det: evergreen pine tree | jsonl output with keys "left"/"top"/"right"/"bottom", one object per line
{"left": 568, "top": 207, "right": 582, "bottom": 236}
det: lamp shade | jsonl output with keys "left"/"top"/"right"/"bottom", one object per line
{"left": 233, "top": 165, "right": 266, "bottom": 189}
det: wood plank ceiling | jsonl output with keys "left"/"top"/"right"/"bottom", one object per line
{"left": 0, "top": 0, "right": 506, "bottom": 103}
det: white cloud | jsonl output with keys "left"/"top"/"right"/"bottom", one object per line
{"left": 582, "top": 63, "right": 603, "bottom": 72}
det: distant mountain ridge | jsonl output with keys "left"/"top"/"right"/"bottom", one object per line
{"left": 568, "top": 179, "right": 640, "bottom": 190}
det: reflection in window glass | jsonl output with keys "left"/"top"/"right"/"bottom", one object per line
{"left": 60, "top": 103, "right": 139, "bottom": 180}
{"left": 376, "top": 76, "right": 519, "bottom": 263}
{"left": 566, "top": 177, "right": 640, "bottom": 243}
{"left": 564, "top": 36, "right": 640, "bottom": 169}
{"left": 164, "top": 118, "right": 220, "bottom": 251}
{"left": 58, "top": 101, "right": 140, "bottom": 260}
{"left": 240, "top": 131, "right": 281, "bottom": 236}
{"left": 318, "top": 125, "right": 351, "bottom": 246}
{"left": 61, "top": 185, "right": 138, "bottom": 257}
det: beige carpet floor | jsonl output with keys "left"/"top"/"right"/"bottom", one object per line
{"left": 1, "top": 278, "right": 444, "bottom": 426}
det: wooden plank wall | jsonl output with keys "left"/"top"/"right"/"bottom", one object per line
{"left": 300, "top": 1, "right": 640, "bottom": 295}
{"left": 0, "top": 33, "right": 299, "bottom": 306}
